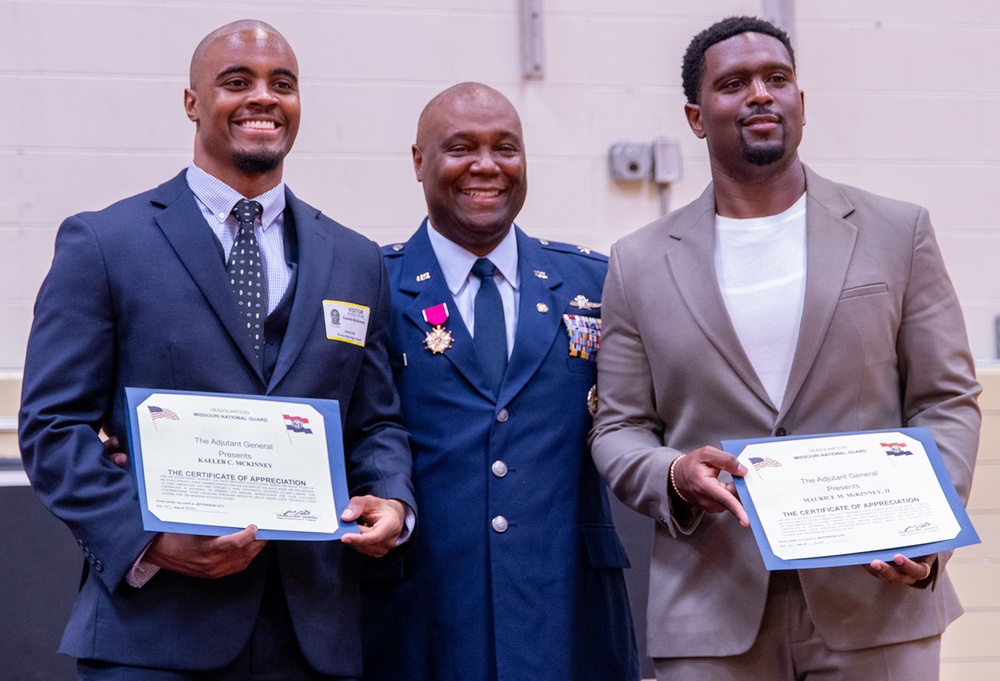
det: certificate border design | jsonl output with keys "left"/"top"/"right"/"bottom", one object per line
{"left": 125, "top": 387, "right": 358, "bottom": 541}
{"left": 724, "top": 426, "right": 980, "bottom": 570}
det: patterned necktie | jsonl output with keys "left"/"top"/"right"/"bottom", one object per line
{"left": 471, "top": 257, "right": 508, "bottom": 395}
{"left": 228, "top": 199, "right": 267, "bottom": 357}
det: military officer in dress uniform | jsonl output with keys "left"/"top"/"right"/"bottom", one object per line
{"left": 359, "top": 82, "right": 639, "bottom": 681}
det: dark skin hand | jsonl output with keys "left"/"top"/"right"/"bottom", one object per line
{"left": 146, "top": 525, "right": 266, "bottom": 579}
{"left": 339, "top": 496, "right": 406, "bottom": 558}
{"left": 671, "top": 445, "right": 935, "bottom": 586}
{"left": 105, "top": 435, "right": 128, "bottom": 468}
{"left": 103, "top": 437, "right": 405, "bottom": 562}
{"left": 671, "top": 445, "right": 750, "bottom": 526}
{"left": 867, "top": 553, "right": 936, "bottom": 587}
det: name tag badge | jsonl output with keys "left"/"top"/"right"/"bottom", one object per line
{"left": 323, "top": 300, "right": 370, "bottom": 347}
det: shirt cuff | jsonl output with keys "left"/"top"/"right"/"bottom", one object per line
{"left": 125, "top": 539, "right": 161, "bottom": 588}
{"left": 395, "top": 501, "right": 416, "bottom": 546}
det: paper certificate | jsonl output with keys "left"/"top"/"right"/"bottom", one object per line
{"left": 125, "top": 388, "right": 357, "bottom": 541}
{"left": 724, "top": 427, "right": 979, "bottom": 570}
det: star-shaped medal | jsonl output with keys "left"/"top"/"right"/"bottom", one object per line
{"left": 424, "top": 326, "right": 454, "bottom": 354}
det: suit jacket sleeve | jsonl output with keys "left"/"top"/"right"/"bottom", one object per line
{"left": 19, "top": 214, "right": 154, "bottom": 589}
{"left": 589, "top": 243, "right": 680, "bottom": 532}
{"left": 897, "top": 206, "right": 980, "bottom": 569}
{"left": 340, "top": 243, "right": 415, "bottom": 510}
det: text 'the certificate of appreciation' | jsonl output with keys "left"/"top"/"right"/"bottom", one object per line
{"left": 125, "top": 388, "right": 357, "bottom": 541}
{"left": 724, "top": 427, "right": 979, "bottom": 570}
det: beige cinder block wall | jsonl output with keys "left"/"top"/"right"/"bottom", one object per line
{"left": 943, "top": 366, "right": 1000, "bottom": 679}
{"left": 2, "top": 0, "right": 999, "bottom": 368}
{"left": 2, "top": 0, "right": 998, "bottom": 671}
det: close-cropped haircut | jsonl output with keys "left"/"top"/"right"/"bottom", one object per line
{"left": 681, "top": 16, "right": 795, "bottom": 104}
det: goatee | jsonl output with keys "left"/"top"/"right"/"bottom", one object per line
{"left": 743, "top": 143, "right": 785, "bottom": 166}
{"left": 233, "top": 150, "right": 283, "bottom": 174}
{"left": 739, "top": 106, "right": 786, "bottom": 166}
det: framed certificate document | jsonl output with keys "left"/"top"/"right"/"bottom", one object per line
{"left": 723, "top": 427, "right": 979, "bottom": 570}
{"left": 125, "top": 388, "right": 358, "bottom": 541}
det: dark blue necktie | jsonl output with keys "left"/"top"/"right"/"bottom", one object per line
{"left": 471, "top": 257, "right": 508, "bottom": 395}
{"left": 228, "top": 199, "right": 267, "bottom": 358}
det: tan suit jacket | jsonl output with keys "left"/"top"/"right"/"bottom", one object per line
{"left": 590, "top": 166, "right": 981, "bottom": 657}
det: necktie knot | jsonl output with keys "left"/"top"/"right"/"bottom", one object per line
{"left": 232, "top": 199, "right": 262, "bottom": 228}
{"left": 471, "top": 257, "right": 497, "bottom": 281}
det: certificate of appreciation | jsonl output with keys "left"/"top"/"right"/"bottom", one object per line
{"left": 724, "top": 427, "right": 979, "bottom": 570}
{"left": 125, "top": 388, "right": 357, "bottom": 541}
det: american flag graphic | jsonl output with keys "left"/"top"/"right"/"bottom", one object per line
{"left": 749, "top": 456, "right": 781, "bottom": 471}
{"left": 148, "top": 406, "right": 179, "bottom": 421}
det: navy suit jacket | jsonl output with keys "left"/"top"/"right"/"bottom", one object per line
{"left": 19, "top": 171, "right": 415, "bottom": 675}
{"left": 360, "top": 222, "right": 638, "bottom": 681}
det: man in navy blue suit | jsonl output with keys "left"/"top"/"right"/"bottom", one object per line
{"left": 19, "top": 20, "right": 414, "bottom": 680}
{"left": 360, "top": 82, "right": 639, "bottom": 681}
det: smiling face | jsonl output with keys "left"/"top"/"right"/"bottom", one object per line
{"left": 185, "top": 23, "right": 300, "bottom": 195}
{"left": 685, "top": 31, "right": 805, "bottom": 178}
{"left": 413, "top": 84, "right": 527, "bottom": 256}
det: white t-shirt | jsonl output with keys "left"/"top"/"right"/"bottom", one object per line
{"left": 714, "top": 193, "right": 807, "bottom": 410}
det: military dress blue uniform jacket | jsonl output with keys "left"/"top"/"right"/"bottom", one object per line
{"left": 18, "top": 171, "right": 415, "bottom": 676}
{"left": 361, "top": 222, "right": 639, "bottom": 681}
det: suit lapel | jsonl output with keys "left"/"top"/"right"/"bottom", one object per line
{"left": 268, "top": 189, "right": 324, "bottom": 391}
{"left": 779, "top": 167, "right": 858, "bottom": 418}
{"left": 399, "top": 223, "right": 492, "bottom": 399}
{"left": 666, "top": 185, "right": 773, "bottom": 409}
{"left": 497, "top": 229, "right": 564, "bottom": 407}
{"left": 150, "top": 174, "right": 263, "bottom": 378}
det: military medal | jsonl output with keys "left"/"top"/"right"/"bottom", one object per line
{"left": 563, "top": 313, "right": 601, "bottom": 361}
{"left": 587, "top": 384, "right": 599, "bottom": 416}
{"left": 422, "top": 303, "right": 454, "bottom": 354}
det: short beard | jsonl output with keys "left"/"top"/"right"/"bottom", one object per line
{"left": 233, "top": 150, "right": 283, "bottom": 174}
{"left": 742, "top": 142, "right": 785, "bottom": 166}
{"left": 738, "top": 107, "right": 787, "bottom": 166}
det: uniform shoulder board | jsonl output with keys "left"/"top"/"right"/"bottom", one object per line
{"left": 381, "top": 242, "right": 406, "bottom": 257}
{"left": 537, "top": 238, "right": 608, "bottom": 262}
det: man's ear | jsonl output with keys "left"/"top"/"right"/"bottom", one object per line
{"left": 684, "top": 102, "right": 706, "bottom": 139}
{"left": 184, "top": 88, "right": 199, "bottom": 123}
{"left": 412, "top": 145, "right": 424, "bottom": 182}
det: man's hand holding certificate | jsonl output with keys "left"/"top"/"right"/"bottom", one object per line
{"left": 722, "top": 427, "right": 979, "bottom": 571}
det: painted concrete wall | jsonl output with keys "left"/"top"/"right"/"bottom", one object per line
{"left": 3, "top": 0, "right": 999, "bottom": 367}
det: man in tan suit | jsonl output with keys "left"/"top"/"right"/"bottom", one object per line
{"left": 590, "top": 15, "right": 980, "bottom": 680}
